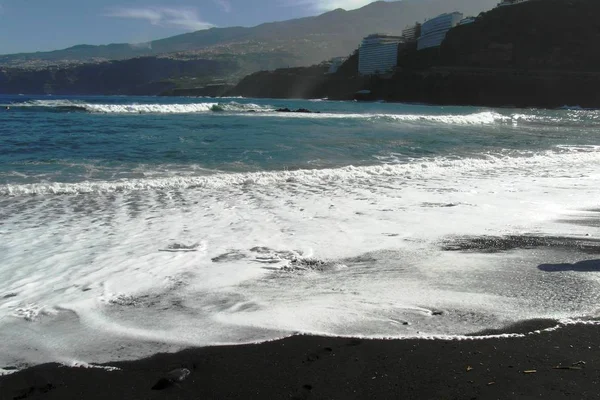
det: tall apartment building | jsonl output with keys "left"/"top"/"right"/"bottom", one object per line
{"left": 358, "top": 34, "right": 405, "bottom": 76}
{"left": 417, "top": 12, "right": 463, "bottom": 51}
{"left": 402, "top": 23, "right": 422, "bottom": 42}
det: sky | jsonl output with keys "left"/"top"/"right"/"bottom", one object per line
{"left": 0, "top": 0, "right": 393, "bottom": 55}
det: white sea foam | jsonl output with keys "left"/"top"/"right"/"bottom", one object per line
{"left": 61, "top": 361, "right": 121, "bottom": 372}
{"left": 20, "top": 99, "right": 82, "bottom": 108}
{"left": 287, "top": 111, "right": 509, "bottom": 124}
{"left": 0, "top": 368, "right": 18, "bottom": 377}
{"left": 85, "top": 102, "right": 220, "bottom": 113}
{"left": 2, "top": 146, "right": 599, "bottom": 196}
{"left": 16, "top": 100, "right": 275, "bottom": 114}
{"left": 2, "top": 142, "right": 600, "bottom": 368}
{"left": 246, "top": 110, "right": 509, "bottom": 124}
{"left": 14, "top": 99, "right": 600, "bottom": 128}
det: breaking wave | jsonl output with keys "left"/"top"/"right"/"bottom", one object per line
{"left": 2, "top": 146, "right": 599, "bottom": 196}
{"left": 7, "top": 100, "right": 600, "bottom": 127}
{"left": 8, "top": 100, "right": 275, "bottom": 114}
{"left": 5, "top": 100, "right": 508, "bottom": 124}
{"left": 367, "top": 111, "right": 507, "bottom": 124}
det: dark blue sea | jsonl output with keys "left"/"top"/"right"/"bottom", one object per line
{"left": 2, "top": 95, "right": 600, "bottom": 370}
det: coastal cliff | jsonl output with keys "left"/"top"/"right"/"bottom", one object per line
{"left": 231, "top": 53, "right": 371, "bottom": 100}
{"left": 440, "top": 0, "right": 600, "bottom": 70}
{"left": 228, "top": 0, "right": 600, "bottom": 108}
{"left": 0, "top": 57, "right": 238, "bottom": 96}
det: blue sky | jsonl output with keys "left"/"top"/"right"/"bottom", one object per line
{"left": 0, "top": 0, "right": 388, "bottom": 55}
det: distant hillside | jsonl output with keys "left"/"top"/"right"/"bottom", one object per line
{"left": 0, "top": 0, "right": 497, "bottom": 70}
{"left": 0, "top": 57, "right": 239, "bottom": 96}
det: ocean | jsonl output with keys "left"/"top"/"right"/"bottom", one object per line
{"left": 1, "top": 95, "right": 600, "bottom": 370}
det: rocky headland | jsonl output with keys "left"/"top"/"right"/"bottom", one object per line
{"left": 227, "top": 0, "right": 600, "bottom": 108}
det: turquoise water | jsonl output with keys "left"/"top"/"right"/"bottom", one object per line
{"left": 2, "top": 95, "right": 600, "bottom": 187}
{"left": 2, "top": 95, "right": 600, "bottom": 370}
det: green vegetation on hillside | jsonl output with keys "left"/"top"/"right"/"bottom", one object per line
{"left": 0, "top": 0, "right": 497, "bottom": 95}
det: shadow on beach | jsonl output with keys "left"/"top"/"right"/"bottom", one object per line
{"left": 538, "top": 259, "right": 600, "bottom": 272}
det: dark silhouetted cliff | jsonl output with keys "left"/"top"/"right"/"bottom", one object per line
{"left": 440, "top": 0, "right": 600, "bottom": 70}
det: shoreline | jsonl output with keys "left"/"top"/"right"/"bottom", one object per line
{"left": 3, "top": 319, "right": 600, "bottom": 399}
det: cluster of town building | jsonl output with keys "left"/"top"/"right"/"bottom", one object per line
{"left": 352, "top": 0, "right": 530, "bottom": 76}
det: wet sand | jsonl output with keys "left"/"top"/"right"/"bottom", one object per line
{"left": 2, "top": 321, "right": 600, "bottom": 399}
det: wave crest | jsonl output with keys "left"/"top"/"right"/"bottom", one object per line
{"left": 7, "top": 100, "right": 507, "bottom": 124}
{"left": 11, "top": 100, "right": 274, "bottom": 114}
{"left": 8, "top": 100, "right": 600, "bottom": 127}
{"left": 3, "top": 147, "right": 600, "bottom": 197}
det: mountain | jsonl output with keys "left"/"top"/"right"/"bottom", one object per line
{"left": 229, "top": 0, "right": 600, "bottom": 108}
{"left": 0, "top": 0, "right": 500, "bottom": 95}
{"left": 0, "top": 0, "right": 498, "bottom": 69}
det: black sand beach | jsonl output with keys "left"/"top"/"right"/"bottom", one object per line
{"left": 2, "top": 321, "right": 600, "bottom": 399}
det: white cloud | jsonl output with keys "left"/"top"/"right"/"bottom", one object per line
{"left": 105, "top": 6, "right": 214, "bottom": 31}
{"left": 285, "top": 0, "right": 382, "bottom": 12}
{"left": 284, "top": 0, "right": 376, "bottom": 12}
{"left": 214, "top": 0, "right": 232, "bottom": 13}
{"left": 129, "top": 41, "right": 152, "bottom": 50}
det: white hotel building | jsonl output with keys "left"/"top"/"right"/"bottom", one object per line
{"left": 417, "top": 12, "right": 463, "bottom": 51}
{"left": 358, "top": 34, "right": 405, "bottom": 76}
{"left": 402, "top": 23, "right": 421, "bottom": 42}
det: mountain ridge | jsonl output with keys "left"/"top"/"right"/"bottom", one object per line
{"left": 0, "top": 0, "right": 499, "bottom": 96}
{"left": 0, "top": 0, "right": 497, "bottom": 69}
